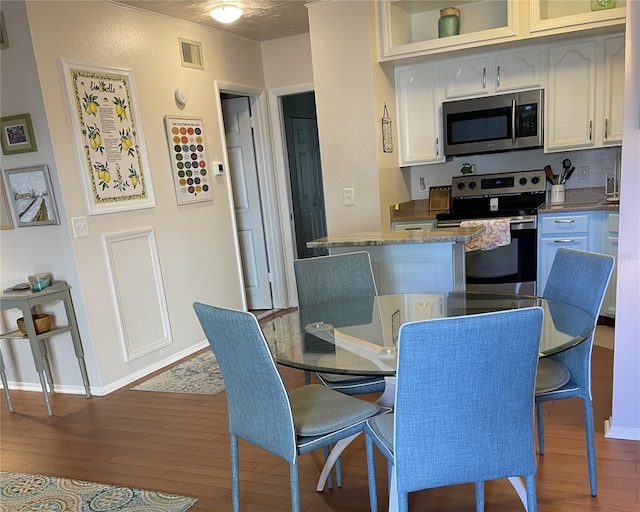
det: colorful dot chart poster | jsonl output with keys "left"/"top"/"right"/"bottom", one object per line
{"left": 164, "top": 116, "right": 213, "bottom": 205}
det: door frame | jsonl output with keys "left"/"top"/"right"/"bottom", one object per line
{"left": 214, "top": 80, "right": 288, "bottom": 308}
{"left": 268, "top": 83, "right": 315, "bottom": 306}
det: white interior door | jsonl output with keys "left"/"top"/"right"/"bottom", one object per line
{"left": 222, "top": 96, "right": 272, "bottom": 309}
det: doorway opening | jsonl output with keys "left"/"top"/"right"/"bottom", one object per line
{"left": 281, "top": 92, "right": 328, "bottom": 259}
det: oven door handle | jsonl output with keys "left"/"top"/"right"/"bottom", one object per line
{"left": 437, "top": 217, "right": 537, "bottom": 229}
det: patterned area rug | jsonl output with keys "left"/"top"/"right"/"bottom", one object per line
{"left": 0, "top": 471, "right": 197, "bottom": 511}
{"left": 131, "top": 351, "right": 225, "bottom": 395}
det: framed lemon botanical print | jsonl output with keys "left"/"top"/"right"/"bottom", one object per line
{"left": 61, "top": 60, "right": 155, "bottom": 215}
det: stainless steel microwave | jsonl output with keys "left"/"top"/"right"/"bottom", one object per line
{"left": 442, "top": 89, "right": 544, "bottom": 157}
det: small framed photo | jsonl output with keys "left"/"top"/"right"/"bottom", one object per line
{"left": 3, "top": 165, "right": 59, "bottom": 227}
{"left": 1, "top": 113, "right": 37, "bottom": 155}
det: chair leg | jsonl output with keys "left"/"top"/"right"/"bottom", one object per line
{"left": 582, "top": 398, "right": 598, "bottom": 496}
{"left": 475, "top": 481, "right": 485, "bottom": 512}
{"left": 525, "top": 474, "right": 538, "bottom": 512}
{"left": 322, "top": 445, "right": 333, "bottom": 489}
{"left": 535, "top": 401, "right": 545, "bottom": 455}
{"left": 365, "top": 434, "right": 378, "bottom": 512}
{"left": 289, "top": 462, "right": 301, "bottom": 512}
{"left": 230, "top": 435, "right": 240, "bottom": 512}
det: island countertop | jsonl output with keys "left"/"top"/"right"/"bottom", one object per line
{"left": 307, "top": 227, "right": 482, "bottom": 248}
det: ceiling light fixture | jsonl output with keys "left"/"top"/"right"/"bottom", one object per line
{"left": 209, "top": 3, "right": 243, "bottom": 24}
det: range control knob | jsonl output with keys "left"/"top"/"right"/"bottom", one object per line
{"left": 531, "top": 176, "right": 540, "bottom": 184}
{"left": 457, "top": 182, "right": 466, "bottom": 190}
{"left": 519, "top": 177, "right": 528, "bottom": 186}
{"left": 469, "top": 181, "right": 477, "bottom": 190}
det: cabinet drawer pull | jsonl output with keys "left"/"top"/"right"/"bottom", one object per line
{"left": 554, "top": 239, "right": 575, "bottom": 243}
{"left": 554, "top": 219, "right": 575, "bottom": 224}
{"left": 604, "top": 118, "right": 609, "bottom": 140}
{"left": 435, "top": 137, "right": 439, "bottom": 157}
{"left": 496, "top": 65, "right": 501, "bottom": 88}
{"left": 483, "top": 68, "right": 486, "bottom": 89}
{"left": 589, "top": 120, "right": 593, "bottom": 141}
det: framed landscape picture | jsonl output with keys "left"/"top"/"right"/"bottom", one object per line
{"left": 1, "top": 113, "right": 37, "bottom": 155}
{"left": 3, "top": 165, "right": 59, "bottom": 227}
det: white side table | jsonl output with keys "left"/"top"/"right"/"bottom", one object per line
{"left": 0, "top": 281, "right": 91, "bottom": 415}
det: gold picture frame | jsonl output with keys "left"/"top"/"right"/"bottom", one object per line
{"left": 1, "top": 113, "right": 37, "bottom": 155}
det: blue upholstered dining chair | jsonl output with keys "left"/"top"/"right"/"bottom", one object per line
{"left": 536, "top": 248, "right": 614, "bottom": 497}
{"left": 193, "top": 302, "right": 386, "bottom": 512}
{"left": 293, "top": 251, "right": 386, "bottom": 395}
{"left": 365, "top": 307, "right": 544, "bottom": 512}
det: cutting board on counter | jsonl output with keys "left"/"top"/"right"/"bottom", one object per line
{"left": 429, "top": 186, "right": 451, "bottom": 212}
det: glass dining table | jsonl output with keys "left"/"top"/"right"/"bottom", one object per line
{"left": 261, "top": 291, "right": 595, "bottom": 507}
{"left": 263, "top": 291, "right": 594, "bottom": 405}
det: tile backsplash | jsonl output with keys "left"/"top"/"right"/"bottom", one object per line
{"left": 409, "top": 147, "right": 621, "bottom": 200}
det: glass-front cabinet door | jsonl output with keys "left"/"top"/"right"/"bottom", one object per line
{"left": 377, "top": 0, "right": 516, "bottom": 61}
{"left": 529, "top": 0, "right": 626, "bottom": 34}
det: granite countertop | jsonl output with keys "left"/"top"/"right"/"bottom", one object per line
{"left": 307, "top": 227, "right": 483, "bottom": 248}
{"left": 538, "top": 187, "right": 619, "bottom": 213}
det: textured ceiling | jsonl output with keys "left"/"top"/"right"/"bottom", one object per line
{"left": 115, "top": 0, "right": 314, "bottom": 42}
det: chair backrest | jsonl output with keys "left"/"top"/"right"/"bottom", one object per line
{"left": 293, "top": 252, "right": 377, "bottom": 308}
{"left": 542, "top": 248, "right": 614, "bottom": 389}
{"left": 543, "top": 248, "right": 615, "bottom": 320}
{"left": 193, "top": 302, "right": 297, "bottom": 463}
{"left": 393, "top": 307, "right": 544, "bottom": 494}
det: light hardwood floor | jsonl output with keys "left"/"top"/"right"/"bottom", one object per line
{"left": 1, "top": 324, "right": 638, "bottom": 511}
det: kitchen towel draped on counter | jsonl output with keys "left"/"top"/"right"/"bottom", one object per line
{"left": 460, "top": 218, "right": 511, "bottom": 252}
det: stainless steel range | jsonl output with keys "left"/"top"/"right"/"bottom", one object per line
{"left": 437, "top": 170, "right": 547, "bottom": 295}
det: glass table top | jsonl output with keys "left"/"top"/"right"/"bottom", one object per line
{"left": 262, "top": 292, "right": 594, "bottom": 376}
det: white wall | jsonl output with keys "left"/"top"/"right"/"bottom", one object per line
{"left": 0, "top": 0, "right": 97, "bottom": 392}
{"left": 308, "top": 0, "right": 391, "bottom": 234}
{"left": 1, "top": 0, "right": 271, "bottom": 394}
{"left": 608, "top": 0, "right": 640, "bottom": 440}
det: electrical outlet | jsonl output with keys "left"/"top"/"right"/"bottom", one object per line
{"left": 578, "top": 166, "right": 590, "bottom": 183}
{"left": 72, "top": 217, "right": 90, "bottom": 238}
{"left": 343, "top": 187, "right": 355, "bottom": 206}
{"left": 419, "top": 176, "right": 428, "bottom": 191}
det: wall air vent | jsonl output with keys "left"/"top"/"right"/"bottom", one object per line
{"left": 179, "top": 38, "right": 203, "bottom": 70}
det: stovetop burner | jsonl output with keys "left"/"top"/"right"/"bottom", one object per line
{"left": 437, "top": 169, "right": 547, "bottom": 222}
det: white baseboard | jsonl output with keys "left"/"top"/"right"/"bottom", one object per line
{"left": 604, "top": 417, "right": 640, "bottom": 441}
{"left": 4, "top": 340, "right": 211, "bottom": 397}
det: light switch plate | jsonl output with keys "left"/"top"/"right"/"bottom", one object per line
{"left": 72, "top": 217, "right": 89, "bottom": 238}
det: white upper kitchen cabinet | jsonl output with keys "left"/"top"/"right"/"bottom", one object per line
{"left": 377, "top": 0, "right": 517, "bottom": 62}
{"left": 376, "top": 1, "right": 625, "bottom": 63}
{"left": 443, "top": 47, "right": 542, "bottom": 99}
{"left": 395, "top": 62, "right": 445, "bottom": 166}
{"left": 529, "top": 0, "right": 626, "bottom": 35}
{"left": 545, "top": 34, "right": 625, "bottom": 152}
{"left": 600, "top": 34, "right": 625, "bottom": 145}
{"left": 545, "top": 39, "right": 597, "bottom": 151}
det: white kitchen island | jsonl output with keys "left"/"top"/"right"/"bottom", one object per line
{"left": 307, "top": 227, "right": 482, "bottom": 295}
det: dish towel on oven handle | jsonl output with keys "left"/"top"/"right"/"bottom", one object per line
{"left": 460, "top": 218, "right": 511, "bottom": 252}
